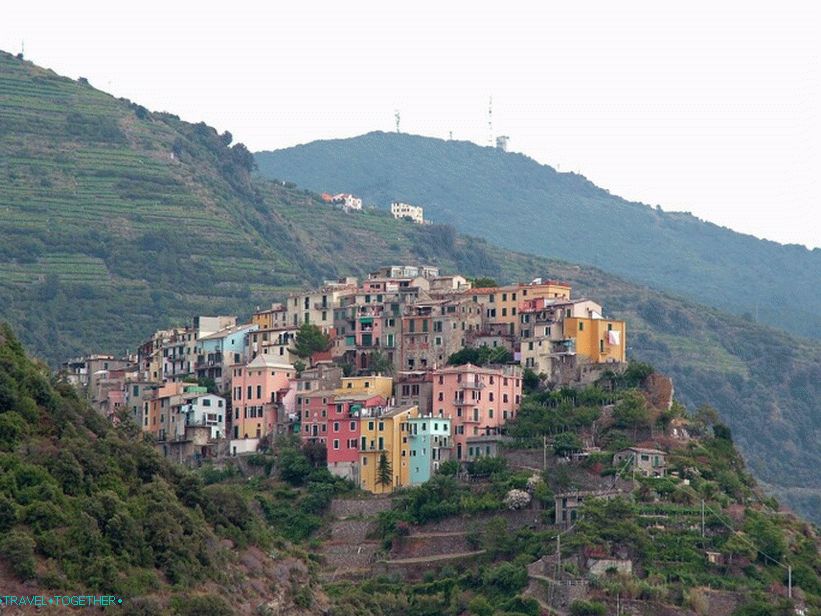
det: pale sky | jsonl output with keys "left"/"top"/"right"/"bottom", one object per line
{"left": 2, "top": 1, "right": 820, "bottom": 248}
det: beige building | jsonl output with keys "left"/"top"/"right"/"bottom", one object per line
{"left": 390, "top": 201, "right": 425, "bottom": 224}
{"left": 287, "top": 278, "right": 358, "bottom": 333}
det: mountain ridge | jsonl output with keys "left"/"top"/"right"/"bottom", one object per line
{"left": 255, "top": 131, "right": 821, "bottom": 340}
{"left": 0, "top": 50, "right": 818, "bottom": 523}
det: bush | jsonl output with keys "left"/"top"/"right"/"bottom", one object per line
{"left": 482, "top": 561, "right": 528, "bottom": 595}
{"left": 278, "top": 448, "right": 312, "bottom": 486}
{"left": 0, "top": 495, "right": 16, "bottom": 531}
{"left": 467, "top": 456, "right": 507, "bottom": 476}
{"left": 468, "top": 595, "right": 493, "bottom": 616}
{"left": 0, "top": 530, "right": 37, "bottom": 580}
{"left": 437, "top": 460, "right": 460, "bottom": 476}
{"left": 570, "top": 600, "right": 607, "bottom": 616}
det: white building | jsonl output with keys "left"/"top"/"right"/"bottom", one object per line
{"left": 334, "top": 193, "right": 363, "bottom": 211}
{"left": 391, "top": 201, "right": 425, "bottom": 224}
{"left": 178, "top": 394, "right": 226, "bottom": 440}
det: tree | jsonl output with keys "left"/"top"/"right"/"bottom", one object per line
{"left": 613, "top": 389, "right": 651, "bottom": 437}
{"left": 293, "top": 323, "right": 331, "bottom": 359}
{"left": 447, "top": 345, "right": 512, "bottom": 366}
{"left": 278, "top": 448, "right": 312, "bottom": 486}
{"left": 553, "top": 432, "right": 583, "bottom": 456}
{"left": 369, "top": 350, "right": 394, "bottom": 375}
{"left": 293, "top": 360, "right": 306, "bottom": 376}
{"left": 694, "top": 404, "right": 720, "bottom": 428}
{"left": 522, "top": 367, "right": 541, "bottom": 393}
{"left": 376, "top": 452, "right": 393, "bottom": 489}
{"left": 471, "top": 277, "right": 498, "bottom": 288}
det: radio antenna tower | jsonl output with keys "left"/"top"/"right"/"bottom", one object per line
{"left": 394, "top": 110, "right": 401, "bottom": 133}
{"left": 487, "top": 96, "right": 493, "bottom": 146}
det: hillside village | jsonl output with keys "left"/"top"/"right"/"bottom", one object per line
{"left": 53, "top": 265, "right": 820, "bottom": 616}
{"left": 61, "top": 265, "right": 626, "bottom": 492}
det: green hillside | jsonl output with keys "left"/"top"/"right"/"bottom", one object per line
{"left": 3, "top": 326, "right": 818, "bottom": 615}
{"left": 255, "top": 132, "right": 821, "bottom": 341}
{"left": 0, "top": 50, "right": 818, "bottom": 523}
{"left": 0, "top": 324, "right": 332, "bottom": 614}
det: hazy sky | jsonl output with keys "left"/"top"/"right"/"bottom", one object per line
{"left": 2, "top": 1, "right": 819, "bottom": 248}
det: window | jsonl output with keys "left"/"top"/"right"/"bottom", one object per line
{"left": 350, "top": 421, "right": 356, "bottom": 431}
{"left": 333, "top": 439, "right": 340, "bottom": 450}
{"left": 362, "top": 457, "right": 367, "bottom": 465}
{"left": 256, "top": 385, "right": 262, "bottom": 399}
{"left": 368, "top": 421, "right": 374, "bottom": 430}
{"left": 247, "top": 386, "right": 252, "bottom": 400}
{"left": 333, "top": 422, "right": 340, "bottom": 432}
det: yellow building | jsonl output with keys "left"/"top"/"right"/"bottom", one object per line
{"left": 359, "top": 404, "right": 419, "bottom": 494}
{"left": 471, "top": 280, "right": 572, "bottom": 337}
{"left": 251, "top": 303, "right": 288, "bottom": 329}
{"left": 337, "top": 375, "right": 393, "bottom": 399}
{"left": 563, "top": 317, "right": 626, "bottom": 364}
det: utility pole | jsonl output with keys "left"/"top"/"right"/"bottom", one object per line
{"left": 788, "top": 565, "right": 792, "bottom": 599}
{"left": 543, "top": 435, "right": 547, "bottom": 471}
{"left": 701, "top": 500, "right": 705, "bottom": 538}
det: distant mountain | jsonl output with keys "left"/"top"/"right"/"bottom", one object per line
{"left": 256, "top": 132, "right": 821, "bottom": 340}
{"left": 0, "top": 51, "right": 818, "bottom": 522}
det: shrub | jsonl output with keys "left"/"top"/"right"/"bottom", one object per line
{"left": 569, "top": 600, "right": 607, "bottom": 616}
{"left": 437, "top": 460, "right": 460, "bottom": 476}
{"left": 468, "top": 595, "right": 493, "bottom": 616}
{"left": 504, "top": 489, "right": 532, "bottom": 510}
{"left": 278, "top": 448, "right": 312, "bottom": 486}
{"left": 0, "top": 495, "right": 16, "bottom": 531}
{"left": 0, "top": 530, "right": 37, "bottom": 580}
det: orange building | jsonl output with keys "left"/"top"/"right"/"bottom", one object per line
{"left": 471, "top": 280, "right": 572, "bottom": 337}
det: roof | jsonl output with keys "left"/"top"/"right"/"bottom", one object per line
{"left": 620, "top": 447, "right": 666, "bottom": 455}
{"left": 246, "top": 354, "right": 294, "bottom": 370}
{"left": 469, "top": 280, "right": 572, "bottom": 295}
{"left": 436, "top": 363, "right": 520, "bottom": 376}
{"left": 334, "top": 393, "right": 386, "bottom": 404}
{"left": 381, "top": 403, "right": 418, "bottom": 417}
{"left": 198, "top": 323, "right": 257, "bottom": 341}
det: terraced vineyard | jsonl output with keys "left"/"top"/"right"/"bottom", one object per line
{"left": 0, "top": 50, "right": 819, "bottom": 523}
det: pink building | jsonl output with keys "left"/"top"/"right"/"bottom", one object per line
{"left": 326, "top": 394, "right": 386, "bottom": 481}
{"left": 300, "top": 389, "right": 335, "bottom": 444}
{"left": 231, "top": 355, "right": 295, "bottom": 439}
{"left": 431, "top": 364, "right": 522, "bottom": 461}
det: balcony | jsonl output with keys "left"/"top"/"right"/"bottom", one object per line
{"left": 313, "top": 302, "right": 329, "bottom": 311}
{"left": 458, "top": 380, "right": 485, "bottom": 390}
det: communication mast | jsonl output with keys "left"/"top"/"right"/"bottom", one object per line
{"left": 394, "top": 110, "right": 401, "bottom": 133}
{"left": 487, "top": 96, "right": 493, "bottom": 146}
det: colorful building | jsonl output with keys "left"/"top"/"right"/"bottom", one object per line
{"left": 177, "top": 393, "right": 227, "bottom": 440}
{"left": 196, "top": 322, "right": 259, "bottom": 392}
{"left": 471, "top": 280, "right": 572, "bottom": 338}
{"left": 337, "top": 375, "right": 393, "bottom": 399}
{"left": 562, "top": 316, "right": 626, "bottom": 364}
{"left": 326, "top": 394, "right": 387, "bottom": 482}
{"left": 359, "top": 404, "right": 418, "bottom": 493}
{"left": 231, "top": 354, "right": 295, "bottom": 439}
{"left": 407, "top": 415, "right": 451, "bottom": 485}
{"left": 432, "top": 364, "right": 522, "bottom": 461}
